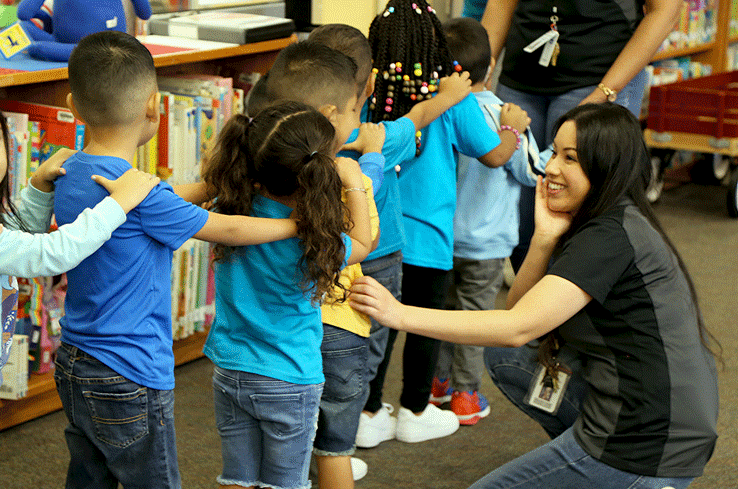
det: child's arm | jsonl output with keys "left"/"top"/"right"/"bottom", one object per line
{"left": 483, "top": 103, "right": 531, "bottom": 168}
{"left": 476, "top": 103, "right": 530, "bottom": 169}
{"left": 0, "top": 169, "right": 160, "bottom": 278}
{"left": 342, "top": 123, "right": 386, "bottom": 193}
{"left": 173, "top": 182, "right": 211, "bottom": 205}
{"left": 192, "top": 213, "right": 298, "bottom": 247}
{"left": 403, "top": 71, "right": 472, "bottom": 131}
{"left": 335, "top": 156, "right": 372, "bottom": 265}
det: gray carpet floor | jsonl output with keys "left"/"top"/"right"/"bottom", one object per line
{"left": 0, "top": 178, "right": 736, "bottom": 488}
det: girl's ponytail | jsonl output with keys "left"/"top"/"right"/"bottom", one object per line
{"left": 205, "top": 101, "right": 349, "bottom": 302}
{"left": 295, "top": 150, "right": 347, "bottom": 302}
{"left": 203, "top": 113, "right": 258, "bottom": 261}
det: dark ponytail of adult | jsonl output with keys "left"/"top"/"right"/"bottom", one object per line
{"left": 202, "top": 113, "right": 258, "bottom": 262}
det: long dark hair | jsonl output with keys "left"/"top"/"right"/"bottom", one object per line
{"left": 0, "top": 113, "right": 28, "bottom": 231}
{"left": 202, "top": 101, "right": 348, "bottom": 303}
{"left": 368, "top": 0, "right": 455, "bottom": 123}
{"left": 540, "top": 103, "right": 722, "bottom": 367}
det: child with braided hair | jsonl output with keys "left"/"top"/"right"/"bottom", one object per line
{"left": 357, "top": 0, "right": 530, "bottom": 445}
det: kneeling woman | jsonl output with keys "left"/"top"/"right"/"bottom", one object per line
{"left": 350, "top": 103, "right": 719, "bottom": 489}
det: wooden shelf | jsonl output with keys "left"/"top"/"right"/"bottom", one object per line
{"left": 0, "top": 35, "right": 297, "bottom": 88}
{"left": 0, "top": 331, "right": 210, "bottom": 432}
{"left": 651, "top": 41, "right": 715, "bottom": 62}
{"left": 0, "top": 34, "right": 295, "bottom": 433}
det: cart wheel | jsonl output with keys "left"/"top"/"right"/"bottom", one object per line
{"left": 728, "top": 167, "right": 738, "bottom": 218}
{"left": 689, "top": 153, "right": 729, "bottom": 184}
{"left": 713, "top": 154, "right": 731, "bottom": 180}
{"left": 647, "top": 155, "right": 665, "bottom": 203}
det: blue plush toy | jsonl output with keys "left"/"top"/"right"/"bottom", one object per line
{"left": 17, "top": 0, "right": 152, "bottom": 62}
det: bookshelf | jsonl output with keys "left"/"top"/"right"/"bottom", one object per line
{"left": 0, "top": 34, "right": 297, "bottom": 432}
{"left": 650, "top": 1, "right": 738, "bottom": 75}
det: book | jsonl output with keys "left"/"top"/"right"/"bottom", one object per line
{"left": 0, "top": 101, "right": 85, "bottom": 166}
{"left": 157, "top": 92, "right": 175, "bottom": 180}
{"left": 0, "top": 335, "right": 28, "bottom": 400}
{"left": 147, "top": 12, "right": 295, "bottom": 45}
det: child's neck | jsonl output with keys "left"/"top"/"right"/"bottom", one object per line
{"left": 82, "top": 126, "right": 144, "bottom": 164}
{"left": 471, "top": 82, "right": 487, "bottom": 93}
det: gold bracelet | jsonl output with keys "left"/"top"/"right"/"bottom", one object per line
{"left": 345, "top": 187, "right": 367, "bottom": 193}
{"left": 597, "top": 83, "right": 617, "bottom": 102}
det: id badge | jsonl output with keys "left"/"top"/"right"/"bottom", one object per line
{"left": 524, "top": 364, "right": 571, "bottom": 415}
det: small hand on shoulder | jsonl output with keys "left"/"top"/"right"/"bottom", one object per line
{"left": 91, "top": 168, "right": 161, "bottom": 213}
{"left": 30, "top": 148, "right": 76, "bottom": 192}
{"left": 341, "top": 123, "right": 385, "bottom": 155}
{"left": 437, "top": 70, "right": 472, "bottom": 105}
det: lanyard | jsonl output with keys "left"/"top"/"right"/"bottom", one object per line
{"left": 523, "top": 6, "right": 561, "bottom": 67}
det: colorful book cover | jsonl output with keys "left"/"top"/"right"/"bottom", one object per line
{"left": 0, "top": 101, "right": 85, "bottom": 165}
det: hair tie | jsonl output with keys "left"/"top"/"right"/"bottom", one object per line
{"left": 247, "top": 116, "right": 254, "bottom": 126}
{"left": 310, "top": 151, "right": 318, "bottom": 158}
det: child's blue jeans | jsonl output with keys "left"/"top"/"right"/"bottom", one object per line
{"left": 313, "top": 324, "right": 369, "bottom": 456}
{"left": 54, "top": 342, "right": 181, "bottom": 489}
{"left": 212, "top": 367, "right": 322, "bottom": 489}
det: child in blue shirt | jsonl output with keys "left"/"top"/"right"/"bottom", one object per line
{"left": 202, "top": 99, "right": 372, "bottom": 489}
{"left": 0, "top": 124, "right": 160, "bottom": 385}
{"left": 356, "top": 0, "right": 532, "bottom": 446}
{"left": 52, "top": 31, "right": 299, "bottom": 489}
{"left": 430, "top": 17, "right": 543, "bottom": 426}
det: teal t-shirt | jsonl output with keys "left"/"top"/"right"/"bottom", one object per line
{"left": 204, "top": 194, "right": 351, "bottom": 385}
{"left": 398, "top": 93, "right": 500, "bottom": 270}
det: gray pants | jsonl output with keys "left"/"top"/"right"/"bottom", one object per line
{"left": 435, "top": 257, "right": 505, "bottom": 392}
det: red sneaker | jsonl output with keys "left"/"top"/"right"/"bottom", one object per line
{"left": 429, "top": 377, "right": 453, "bottom": 405}
{"left": 451, "top": 391, "right": 491, "bottom": 425}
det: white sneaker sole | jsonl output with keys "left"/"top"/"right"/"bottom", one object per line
{"left": 455, "top": 405, "right": 491, "bottom": 422}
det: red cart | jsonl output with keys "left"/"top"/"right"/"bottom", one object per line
{"left": 645, "top": 70, "right": 738, "bottom": 217}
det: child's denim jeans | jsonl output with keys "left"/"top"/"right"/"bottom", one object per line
{"left": 54, "top": 342, "right": 181, "bottom": 489}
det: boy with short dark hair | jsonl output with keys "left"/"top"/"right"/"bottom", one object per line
{"left": 428, "top": 16, "right": 543, "bottom": 425}
{"left": 302, "top": 24, "right": 474, "bottom": 486}
{"left": 53, "top": 31, "right": 298, "bottom": 489}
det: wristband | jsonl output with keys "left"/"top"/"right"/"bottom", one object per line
{"left": 345, "top": 187, "right": 367, "bottom": 193}
{"left": 500, "top": 125, "right": 521, "bottom": 150}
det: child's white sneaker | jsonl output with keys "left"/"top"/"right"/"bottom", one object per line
{"left": 395, "top": 403, "right": 460, "bottom": 443}
{"left": 355, "top": 403, "right": 397, "bottom": 448}
{"left": 350, "top": 457, "right": 368, "bottom": 481}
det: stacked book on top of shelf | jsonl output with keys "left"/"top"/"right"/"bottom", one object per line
{"left": 147, "top": 11, "right": 295, "bottom": 45}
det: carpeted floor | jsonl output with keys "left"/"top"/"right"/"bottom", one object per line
{"left": 0, "top": 177, "right": 736, "bottom": 488}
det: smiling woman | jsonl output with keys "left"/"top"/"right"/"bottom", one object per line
{"left": 543, "top": 120, "right": 590, "bottom": 215}
{"left": 349, "top": 103, "right": 721, "bottom": 489}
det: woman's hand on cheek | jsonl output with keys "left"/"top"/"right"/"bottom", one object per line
{"left": 349, "top": 276, "right": 403, "bottom": 330}
{"left": 534, "top": 176, "right": 573, "bottom": 243}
